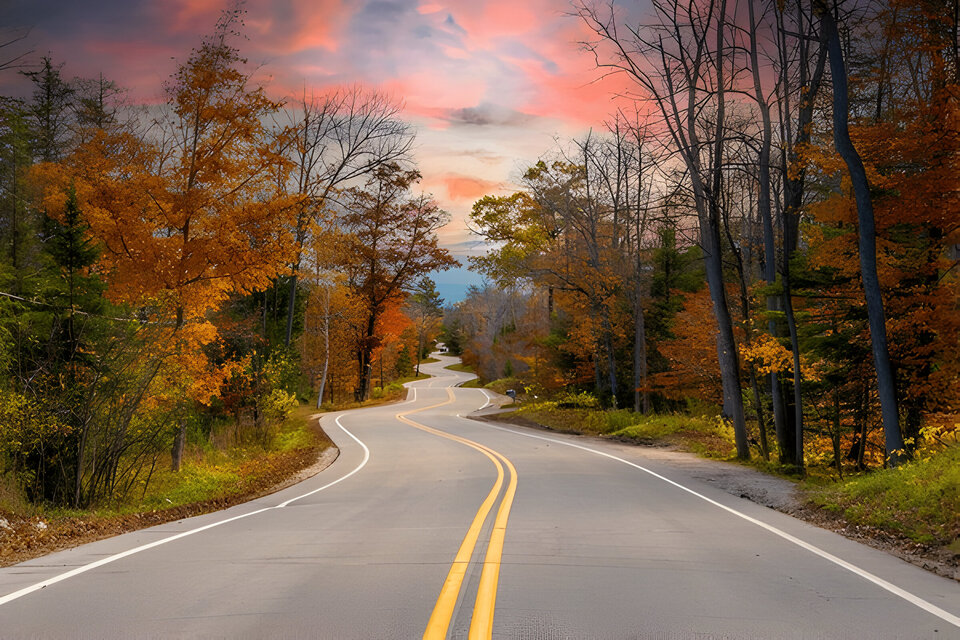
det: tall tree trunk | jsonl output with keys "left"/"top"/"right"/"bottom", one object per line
{"left": 749, "top": 0, "right": 790, "bottom": 464}
{"left": 316, "top": 291, "right": 330, "bottom": 409}
{"left": 171, "top": 417, "right": 186, "bottom": 472}
{"left": 782, "top": 268, "right": 805, "bottom": 469}
{"left": 633, "top": 287, "right": 650, "bottom": 414}
{"left": 820, "top": 3, "right": 905, "bottom": 466}
{"left": 702, "top": 216, "right": 750, "bottom": 459}
{"left": 705, "top": 0, "right": 748, "bottom": 460}
{"left": 284, "top": 271, "right": 298, "bottom": 346}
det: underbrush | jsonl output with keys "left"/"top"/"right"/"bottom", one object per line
{"left": 0, "top": 402, "right": 331, "bottom": 565}
{"left": 315, "top": 374, "right": 426, "bottom": 412}
{"left": 514, "top": 401, "right": 736, "bottom": 458}
{"left": 805, "top": 445, "right": 960, "bottom": 546}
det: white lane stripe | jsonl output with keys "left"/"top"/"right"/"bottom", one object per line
{"left": 475, "top": 421, "right": 960, "bottom": 629}
{"left": 276, "top": 415, "right": 370, "bottom": 508}
{"left": 0, "top": 414, "right": 371, "bottom": 607}
{"left": 479, "top": 389, "right": 492, "bottom": 411}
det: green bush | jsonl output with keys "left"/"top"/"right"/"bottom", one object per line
{"left": 807, "top": 445, "right": 960, "bottom": 545}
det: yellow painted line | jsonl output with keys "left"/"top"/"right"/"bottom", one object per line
{"left": 468, "top": 448, "right": 517, "bottom": 640}
{"left": 395, "top": 388, "right": 517, "bottom": 640}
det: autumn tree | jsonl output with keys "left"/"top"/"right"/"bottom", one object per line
{"left": 408, "top": 277, "right": 444, "bottom": 375}
{"left": 338, "top": 163, "right": 456, "bottom": 400}
{"left": 577, "top": 0, "right": 751, "bottom": 457}
{"left": 31, "top": 10, "right": 296, "bottom": 474}
{"left": 280, "top": 86, "right": 414, "bottom": 346}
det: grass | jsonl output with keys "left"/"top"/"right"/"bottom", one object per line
{"left": 315, "top": 374, "right": 428, "bottom": 412}
{"left": 442, "top": 361, "right": 486, "bottom": 388}
{"left": 483, "top": 377, "right": 523, "bottom": 396}
{"left": 514, "top": 402, "right": 736, "bottom": 458}
{"left": 805, "top": 445, "right": 960, "bottom": 546}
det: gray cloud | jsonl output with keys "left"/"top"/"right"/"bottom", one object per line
{"left": 446, "top": 101, "right": 535, "bottom": 127}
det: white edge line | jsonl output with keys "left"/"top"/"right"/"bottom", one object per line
{"left": 276, "top": 415, "right": 370, "bottom": 508}
{"left": 474, "top": 420, "right": 960, "bottom": 629}
{"left": 479, "top": 389, "right": 492, "bottom": 411}
{"left": 0, "top": 414, "right": 371, "bottom": 607}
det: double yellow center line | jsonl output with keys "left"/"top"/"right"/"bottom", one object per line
{"left": 395, "top": 388, "right": 518, "bottom": 640}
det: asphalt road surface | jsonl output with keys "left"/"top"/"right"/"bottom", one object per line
{"left": 1, "top": 355, "right": 959, "bottom": 639}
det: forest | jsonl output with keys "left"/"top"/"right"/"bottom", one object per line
{"left": 446, "top": 0, "right": 960, "bottom": 477}
{"left": 0, "top": 11, "right": 451, "bottom": 510}
{"left": 0, "top": 0, "right": 957, "bottom": 538}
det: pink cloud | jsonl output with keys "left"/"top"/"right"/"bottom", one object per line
{"left": 418, "top": 3, "right": 446, "bottom": 14}
{"left": 438, "top": 174, "right": 501, "bottom": 201}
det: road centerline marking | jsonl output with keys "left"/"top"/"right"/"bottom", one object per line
{"left": 397, "top": 387, "right": 518, "bottom": 640}
{"left": 468, "top": 447, "right": 518, "bottom": 640}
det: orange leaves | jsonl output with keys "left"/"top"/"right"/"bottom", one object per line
{"left": 32, "top": 24, "right": 294, "bottom": 336}
{"left": 741, "top": 333, "right": 793, "bottom": 376}
{"left": 652, "top": 288, "right": 723, "bottom": 404}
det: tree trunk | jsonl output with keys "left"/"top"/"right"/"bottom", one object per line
{"left": 316, "top": 298, "right": 330, "bottom": 409}
{"left": 73, "top": 420, "right": 88, "bottom": 508}
{"left": 416, "top": 330, "right": 423, "bottom": 376}
{"left": 820, "top": 4, "right": 905, "bottom": 466}
{"left": 284, "top": 271, "right": 298, "bottom": 346}
{"left": 748, "top": 0, "right": 791, "bottom": 464}
{"left": 171, "top": 417, "right": 186, "bottom": 472}
{"left": 702, "top": 216, "right": 750, "bottom": 460}
{"left": 603, "top": 314, "right": 618, "bottom": 407}
{"left": 633, "top": 288, "right": 650, "bottom": 414}
{"left": 357, "top": 311, "right": 378, "bottom": 401}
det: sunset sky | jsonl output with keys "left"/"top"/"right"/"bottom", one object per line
{"left": 0, "top": 0, "right": 629, "bottom": 300}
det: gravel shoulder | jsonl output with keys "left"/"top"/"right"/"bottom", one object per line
{"left": 474, "top": 407, "right": 960, "bottom": 583}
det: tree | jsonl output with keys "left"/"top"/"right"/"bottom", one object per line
{"left": 339, "top": 164, "right": 456, "bottom": 400}
{"left": 408, "top": 277, "right": 444, "bottom": 375}
{"left": 22, "top": 56, "right": 75, "bottom": 162}
{"left": 280, "top": 86, "right": 414, "bottom": 346}
{"left": 34, "top": 10, "right": 296, "bottom": 471}
{"left": 817, "top": 0, "right": 906, "bottom": 466}
{"left": 577, "top": 0, "right": 751, "bottom": 458}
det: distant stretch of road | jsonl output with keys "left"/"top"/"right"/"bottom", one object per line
{"left": 1, "top": 354, "right": 958, "bottom": 638}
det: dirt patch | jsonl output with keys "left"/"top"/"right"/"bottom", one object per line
{"left": 475, "top": 411, "right": 960, "bottom": 582}
{"left": 0, "top": 418, "right": 339, "bottom": 568}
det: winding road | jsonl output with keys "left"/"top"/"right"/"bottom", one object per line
{"left": 1, "top": 355, "right": 958, "bottom": 639}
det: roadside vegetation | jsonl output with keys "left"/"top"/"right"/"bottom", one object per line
{"left": 0, "top": 403, "right": 331, "bottom": 565}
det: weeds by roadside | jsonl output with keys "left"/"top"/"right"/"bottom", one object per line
{"left": 0, "top": 403, "right": 332, "bottom": 567}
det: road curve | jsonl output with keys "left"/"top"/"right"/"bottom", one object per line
{"left": 0, "top": 354, "right": 958, "bottom": 639}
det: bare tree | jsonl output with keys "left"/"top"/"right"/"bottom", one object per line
{"left": 576, "top": 0, "right": 751, "bottom": 458}
{"left": 281, "top": 86, "right": 414, "bottom": 346}
{"left": 816, "top": 0, "right": 905, "bottom": 466}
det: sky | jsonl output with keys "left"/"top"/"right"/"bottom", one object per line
{"left": 0, "top": 0, "right": 630, "bottom": 301}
